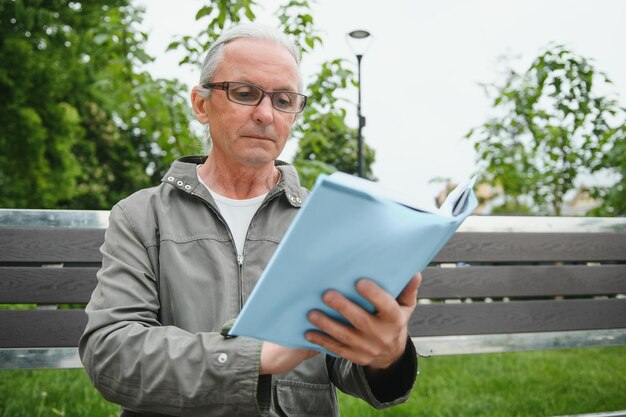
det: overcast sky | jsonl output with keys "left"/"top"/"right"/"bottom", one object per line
{"left": 136, "top": 0, "right": 626, "bottom": 203}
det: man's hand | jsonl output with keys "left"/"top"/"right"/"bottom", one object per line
{"left": 259, "top": 342, "right": 319, "bottom": 375}
{"left": 305, "top": 272, "right": 422, "bottom": 369}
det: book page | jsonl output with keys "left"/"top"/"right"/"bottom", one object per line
{"left": 328, "top": 172, "right": 439, "bottom": 213}
{"left": 438, "top": 176, "right": 478, "bottom": 217}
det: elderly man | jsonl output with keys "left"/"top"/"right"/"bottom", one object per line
{"left": 80, "top": 22, "right": 421, "bottom": 417}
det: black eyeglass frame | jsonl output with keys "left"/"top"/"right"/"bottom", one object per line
{"left": 202, "top": 81, "right": 308, "bottom": 114}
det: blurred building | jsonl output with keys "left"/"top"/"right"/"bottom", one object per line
{"left": 561, "top": 187, "right": 601, "bottom": 216}
{"left": 435, "top": 182, "right": 600, "bottom": 216}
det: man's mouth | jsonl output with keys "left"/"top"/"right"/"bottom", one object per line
{"left": 245, "top": 135, "right": 273, "bottom": 141}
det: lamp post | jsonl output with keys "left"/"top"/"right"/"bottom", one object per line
{"left": 347, "top": 29, "right": 372, "bottom": 178}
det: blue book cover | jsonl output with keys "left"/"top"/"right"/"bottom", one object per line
{"left": 229, "top": 172, "right": 477, "bottom": 353}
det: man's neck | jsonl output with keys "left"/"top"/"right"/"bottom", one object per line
{"left": 197, "top": 156, "right": 280, "bottom": 199}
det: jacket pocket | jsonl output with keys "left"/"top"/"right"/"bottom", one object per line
{"left": 275, "top": 380, "right": 339, "bottom": 417}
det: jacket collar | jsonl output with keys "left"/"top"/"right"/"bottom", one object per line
{"left": 161, "top": 156, "right": 306, "bottom": 207}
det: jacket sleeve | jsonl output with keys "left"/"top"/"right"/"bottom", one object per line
{"left": 326, "top": 337, "right": 418, "bottom": 408}
{"left": 79, "top": 204, "right": 271, "bottom": 417}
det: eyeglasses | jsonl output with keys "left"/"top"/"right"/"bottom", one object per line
{"left": 202, "top": 81, "right": 307, "bottom": 114}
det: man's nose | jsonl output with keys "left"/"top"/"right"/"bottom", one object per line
{"left": 252, "top": 95, "right": 275, "bottom": 124}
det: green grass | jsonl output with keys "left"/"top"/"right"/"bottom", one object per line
{"left": 1, "top": 347, "right": 624, "bottom": 417}
{"left": 339, "top": 346, "right": 626, "bottom": 417}
{"left": 0, "top": 369, "right": 118, "bottom": 417}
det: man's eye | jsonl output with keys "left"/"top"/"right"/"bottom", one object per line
{"left": 232, "top": 88, "right": 260, "bottom": 101}
{"left": 274, "top": 93, "right": 293, "bottom": 109}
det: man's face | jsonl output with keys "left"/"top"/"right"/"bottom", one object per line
{"left": 199, "top": 38, "right": 300, "bottom": 168}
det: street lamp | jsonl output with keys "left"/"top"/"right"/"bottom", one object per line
{"left": 346, "top": 29, "right": 373, "bottom": 178}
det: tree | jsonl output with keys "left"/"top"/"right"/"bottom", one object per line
{"left": 466, "top": 44, "right": 626, "bottom": 216}
{"left": 276, "top": 2, "right": 376, "bottom": 187}
{"left": 169, "top": 0, "right": 375, "bottom": 189}
{"left": 588, "top": 136, "right": 626, "bottom": 216}
{"left": 0, "top": 0, "right": 200, "bottom": 209}
{"left": 292, "top": 59, "right": 376, "bottom": 188}
{"left": 1, "top": 0, "right": 376, "bottom": 209}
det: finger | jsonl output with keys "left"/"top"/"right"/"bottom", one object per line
{"left": 321, "top": 290, "right": 373, "bottom": 331}
{"left": 355, "top": 279, "right": 400, "bottom": 320}
{"left": 305, "top": 329, "right": 340, "bottom": 352}
{"left": 307, "top": 309, "right": 364, "bottom": 345}
{"left": 397, "top": 273, "right": 421, "bottom": 307}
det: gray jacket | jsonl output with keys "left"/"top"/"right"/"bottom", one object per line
{"left": 79, "top": 156, "right": 417, "bottom": 416}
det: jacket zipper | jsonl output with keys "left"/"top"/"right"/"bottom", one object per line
{"left": 190, "top": 192, "right": 242, "bottom": 311}
{"left": 237, "top": 190, "right": 283, "bottom": 309}
{"left": 237, "top": 253, "right": 244, "bottom": 309}
{"left": 192, "top": 188, "right": 284, "bottom": 311}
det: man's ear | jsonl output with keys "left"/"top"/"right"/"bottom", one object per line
{"left": 191, "top": 86, "right": 210, "bottom": 124}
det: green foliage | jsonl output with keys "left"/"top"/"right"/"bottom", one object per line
{"left": 0, "top": 2, "right": 87, "bottom": 208}
{"left": 0, "top": 1, "right": 201, "bottom": 209}
{"left": 466, "top": 44, "right": 626, "bottom": 215}
{"left": 167, "top": 0, "right": 258, "bottom": 67}
{"left": 168, "top": 0, "right": 322, "bottom": 67}
{"left": 276, "top": 0, "right": 323, "bottom": 57}
{"left": 588, "top": 127, "right": 626, "bottom": 216}
{"left": 292, "top": 158, "right": 337, "bottom": 190}
{"left": 1, "top": 0, "right": 375, "bottom": 209}
{"left": 279, "top": 2, "right": 376, "bottom": 186}
{"left": 292, "top": 59, "right": 376, "bottom": 188}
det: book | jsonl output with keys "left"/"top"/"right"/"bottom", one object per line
{"left": 229, "top": 172, "right": 477, "bottom": 353}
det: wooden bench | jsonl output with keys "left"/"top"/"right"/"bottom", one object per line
{"left": 1, "top": 209, "right": 625, "bottom": 370}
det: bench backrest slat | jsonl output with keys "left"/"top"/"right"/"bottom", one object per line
{"left": 421, "top": 265, "right": 626, "bottom": 298}
{"left": 410, "top": 298, "right": 626, "bottom": 337}
{"left": 0, "top": 310, "right": 87, "bottom": 348}
{"left": 0, "top": 228, "right": 105, "bottom": 263}
{"left": 1, "top": 264, "right": 623, "bottom": 304}
{"left": 436, "top": 232, "right": 626, "bottom": 262}
{"left": 0, "top": 267, "right": 98, "bottom": 303}
{"left": 6, "top": 300, "right": 620, "bottom": 348}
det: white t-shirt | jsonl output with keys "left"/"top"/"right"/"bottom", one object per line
{"left": 197, "top": 171, "right": 266, "bottom": 257}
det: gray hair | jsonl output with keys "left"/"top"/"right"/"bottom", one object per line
{"left": 199, "top": 22, "right": 303, "bottom": 92}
